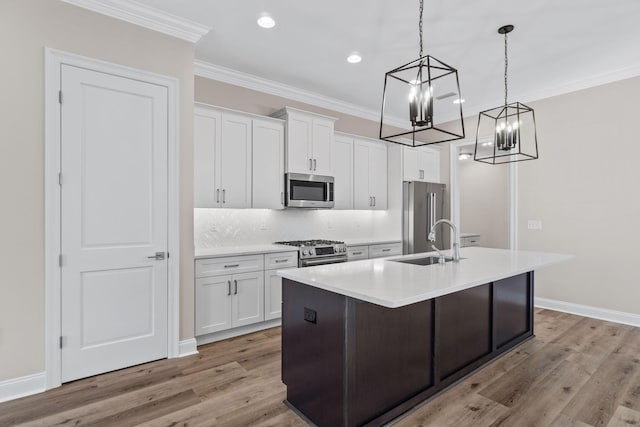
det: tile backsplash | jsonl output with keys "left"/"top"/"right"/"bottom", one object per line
{"left": 194, "top": 208, "right": 400, "bottom": 249}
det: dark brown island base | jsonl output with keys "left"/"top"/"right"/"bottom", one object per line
{"left": 281, "top": 272, "right": 533, "bottom": 427}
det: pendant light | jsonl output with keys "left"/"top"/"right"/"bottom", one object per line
{"left": 379, "top": 0, "right": 465, "bottom": 147}
{"left": 474, "top": 25, "right": 538, "bottom": 164}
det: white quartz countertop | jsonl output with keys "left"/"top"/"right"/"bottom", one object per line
{"left": 195, "top": 244, "right": 296, "bottom": 259}
{"left": 344, "top": 238, "right": 402, "bottom": 246}
{"left": 278, "top": 247, "right": 572, "bottom": 308}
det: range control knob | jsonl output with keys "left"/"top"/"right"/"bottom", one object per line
{"left": 302, "top": 250, "right": 308, "bottom": 256}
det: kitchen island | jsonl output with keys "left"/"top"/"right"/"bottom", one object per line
{"left": 279, "top": 247, "right": 571, "bottom": 427}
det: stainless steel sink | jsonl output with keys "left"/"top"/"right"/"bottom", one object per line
{"left": 391, "top": 256, "right": 455, "bottom": 266}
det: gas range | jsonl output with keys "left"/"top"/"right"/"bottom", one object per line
{"left": 274, "top": 239, "right": 348, "bottom": 267}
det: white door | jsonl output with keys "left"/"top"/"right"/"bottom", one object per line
{"left": 332, "top": 135, "right": 354, "bottom": 209}
{"left": 287, "top": 114, "right": 312, "bottom": 173}
{"left": 311, "top": 118, "right": 333, "bottom": 176}
{"left": 194, "top": 107, "right": 221, "bottom": 207}
{"left": 60, "top": 64, "right": 168, "bottom": 383}
{"left": 370, "top": 143, "right": 388, "bottom": 210}
{"left": 353, "top": 140, "right": 371, "bottom": 209}
{"left": 264, "top": 270, "right": 283, "bottom": 320}
{"left": 252, "top": 119, "right": 285, "bottom": 209}
{"left": 195, "top": 275, "right": 233, "bottom": 335}
{"left": 220, "top": 113, "right": 252, "bottom": 208}
{"left": 232, "top": 272, "right": 264, "bottom": 327}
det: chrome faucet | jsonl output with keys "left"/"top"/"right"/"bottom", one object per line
{"left": 428, "top": 219, "right": 461, "bottom": 262}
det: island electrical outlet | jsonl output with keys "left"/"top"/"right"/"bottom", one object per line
{"left": 304, "top": 307, "right": 317, "bottom": 324}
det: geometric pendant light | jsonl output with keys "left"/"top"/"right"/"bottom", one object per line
{"left": 379, "top": 0, "right": 465, "bottom": 147}
{"left": 474, "top": 25, "right": 539, "bottom": 164}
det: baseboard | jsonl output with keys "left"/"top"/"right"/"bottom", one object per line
{"left": 535, "top": 297, "right": 640, "bottom": 327}
{"left": 196, "top": 319, "right": 281, "bottom": 346}
{"left": 178, "top": 338, "right": 198, "bottom": 357}
{"left": 0, "top": 372, "right": 46, "bottom": 403}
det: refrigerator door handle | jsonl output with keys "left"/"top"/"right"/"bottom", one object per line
{"left": 428, "top": 192, "right": 436, "bottom": 239}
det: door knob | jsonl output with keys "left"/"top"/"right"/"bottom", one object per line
{"left": 147, "top": 252, "right": 166, "bottom": 260}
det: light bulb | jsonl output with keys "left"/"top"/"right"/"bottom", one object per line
{"left": 257, "top": 14, "right": 276, "bottom": 29}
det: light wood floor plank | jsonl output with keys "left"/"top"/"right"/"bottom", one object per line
{"left": 606, "top": 405, "right": 640, "bottom": 427}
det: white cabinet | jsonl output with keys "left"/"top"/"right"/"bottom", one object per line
{"left": 332, "top": 134, "right": 354, "bottom": 209}
{"left": 264, "top": 251, "right": 297, "bottom": 321}
{"left": 194, "top": 106, "right": 252, "bottom": 208}
{"left": 252, "top": 119, "right": 285, "bottom": 209}
{"left": 402, "top": 146, "right": 441, "bottom": 183}
{"left": 369, "top": 242, "right": 403, "bottom": 259}
{"left": 273, "top": 107, "right": 336, "bottom": 176}
{"left": 354, "top": 138, "right": 388, "bottom": 210}
{"left": 347, "top": 245, "right": 369, "bottom": 261}
{"left": 460, "top": 234, "right": 481, "bottom": 247}
{"left": 195, "top": 255, "right": 265, "bottom": 336}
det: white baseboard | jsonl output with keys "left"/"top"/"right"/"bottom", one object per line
{"left": 177, "top": 338, "right": 199, "bottom": 357}
{"left": 0, "top": 372, "right": 46, "bottom": 403}
{"left": 196, "top": 319, "right": 281, "bottom": 346}
{"left": 535, "top": 297, "right": 640, "bottom": 327}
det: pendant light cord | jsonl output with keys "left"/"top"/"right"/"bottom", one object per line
{"left": 504, "top": 30, "right": 508, "bottom": 107}
{"left": 418, "top": 0, "right": 424, "bottom": 58}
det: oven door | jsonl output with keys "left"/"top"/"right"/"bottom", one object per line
{"left": 285, "top": 173, "right": 334, "bottom": 208}
{"left": 299, "top": 257, "right": 348, "bottom": 268}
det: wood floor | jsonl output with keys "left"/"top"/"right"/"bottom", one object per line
{"left": 1, "top": 308, "right": 639, "bottom": 427}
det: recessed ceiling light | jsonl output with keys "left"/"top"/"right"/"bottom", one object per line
{"left": 257, "top": 13, "right": 275, "bottom": 29}
{"left": 347, "top": 52, "right": 362, "bottom": 64}
{"left": 453, "top": 98, "right": 465, "bottom": 104}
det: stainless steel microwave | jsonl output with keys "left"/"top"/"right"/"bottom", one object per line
{"left": 285, "top": 173, "right": 334, "bottom": 208}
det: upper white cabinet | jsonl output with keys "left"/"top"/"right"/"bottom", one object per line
{"left": 402, "top": 146, "right": 441, "bottom": 183}
{"left": 194, "top": 105, "right": 252, "bottom": 208}
{"left": 332, "top": 134, "right": 354, "bottom": 209}
{"left": 354, "top": 138, "right": 388, "bottom": 210}
{"left": 252, "top": 119, "right": 285, "bottom": 209}
{"left": 273, "top": 107, "right": 337, "bottom": 176}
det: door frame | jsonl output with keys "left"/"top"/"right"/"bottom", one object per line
{"left": 449, "top": 139, "right": 518, "bottom": 250}
{"left": 44, "top": 48, "right": 181, "bottom": 389}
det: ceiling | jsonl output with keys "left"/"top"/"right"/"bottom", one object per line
{"left": 136, "top": 0, "right": 640, "bottom": 123}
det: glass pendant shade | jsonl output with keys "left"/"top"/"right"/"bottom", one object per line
{"left": 380, "top": 55, "right": 465, "bottom": 147}
{"left": 475, "top": 102, "right": 538, "bottom": 164}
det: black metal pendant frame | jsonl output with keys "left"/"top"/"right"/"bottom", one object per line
{"left": 474, "top": 101, "right": 538, "bottom": 164}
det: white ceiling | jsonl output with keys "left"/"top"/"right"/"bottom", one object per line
{"left": 136, "top": 0, "right": 640, "bottom": 122}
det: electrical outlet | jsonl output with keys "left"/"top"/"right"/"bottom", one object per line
{"left": 304, "top": 307, "right": 317, "bottom": 324}
{"left": 527, "top": 220, "right": 542, "bottom": 230}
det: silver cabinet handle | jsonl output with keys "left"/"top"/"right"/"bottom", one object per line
{"left": 281, "top": 191, "right": 284, "bottom": 206}
{"left": 274, "top": 259, "right": 288, "bottom": 263}
{"left": 224, "top": 264, "right": 239, "bottom": 268}
{"left": 227, "top": 280, "right": 231, "bottom": 296}
{"left": 313, "top": 159, "right": 317, "bottom": 171}
{"left": 216, "top": 189, "right": 220, "bottom": 203}
{"left": 222, "top": 189, "right": 226, "bottom": 203}
{"left": 352, "top": 251, "right": 363, "bottom": 255}
{"left": 382, "top": 248, "right": 391, "bottom": 252}
{"left": 147, "top": 252, "right": 166, "bottom": 260}
{"left": 369, "top": 196, "right": 373, "bottom": 207}
{"left": 373, "top": 196, "right": 376, "bottom": 206}
{"left": 309, "top": 159, "right": 313, "bottom": 170}
{"left": 234, "top": 279, "right": 238, "bottom": 295}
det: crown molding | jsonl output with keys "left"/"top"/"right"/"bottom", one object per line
{"left": 61, "top": 0, "right": 210, "bottom": 43}
{"left": 194, "top": 60, "right": 409, "bottom": 130}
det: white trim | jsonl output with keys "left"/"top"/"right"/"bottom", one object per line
{"left": 535, "top": 297, "right": 640, "bottom": 328}
{"left": 178, "top": 339, "right": 199, "bottom": 357}
{"left": 0, "top": 372, "right": 46, "bottom": 404}
{"left": 196, "top": 319, "right": 282, "bottom": 346}
{"left": 60, "top": 0, "right": 210, "bottom": 43}
{"left": 194, "top": 60, "right": 409, "bottom": 130}
{"left": 44, "top": 48, "right": 181, "bottom": 389}
{"left": 449, "top": 139, "right": 517, "bottom": 249}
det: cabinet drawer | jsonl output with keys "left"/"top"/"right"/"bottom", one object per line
{"left": 347, "top": 246, "right": 369, "bottom": 261}
{"left": 460, "top": 236, "right": 481, "bottom": 247}
{"left": 196, "top": 254, "right": 264, "bottom": 278}
{"left": 368, "top": 243, "right": 402, "bottom": 259}
{"left": 265, "top": 251, "right": 298, "bottom": 270}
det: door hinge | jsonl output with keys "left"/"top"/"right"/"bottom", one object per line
{"left": 59, "top": 336, "right": 63, "bottom": 349}
{"left": 58, "top": 254, "right": 63, "bottom": 267}
{"left": 58, "top": 90, "right": 62, "bottom": 104}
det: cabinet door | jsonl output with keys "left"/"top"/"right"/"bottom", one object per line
{"left": 402, "top": 146, "right": 420, "bottom": 181}
{"left": 194, "top": 107, "right": 221, "bottom": 207}
{"left": 369, "top": 142, "right": 388, "bottom": 210}
{"left": 286, "top": 114, "right": 312, "bottom": 174}
{"left": 220, "top": 113, "right": 252, "bottom": 208}
{"left": 264, "top": 269, "right": 284, "bottom": 320}
{"left": 311, "top": 118, "right": 333, "bottom": 175}
{"left": 420, "top": 149, "right": 440, "bottom": 183}
{"left": 332, "top": 135, "right": 353, "bottom": 209}
{"left": 195, "top": 275, "right": 232, "bottom": 336}
{"left": 353, "top": 140, "right": 371, "bottom": 209}
{"left": 232, "top": 271, "right": 265, "bottom": 327}
{"left": 252, "top": 119, "right": 285, "bottom": 209}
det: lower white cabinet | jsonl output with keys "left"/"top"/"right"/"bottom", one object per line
{"left": 369, "top": 242, "right": 403, "bottom": 259}
{"left": 195, "top": 271, "right": 264, "bottom": 335}
{"left": 347, "top": 245, "right": 369, "bottom": 261}
{"left": 264, "top": 270, "right": 284, "bottom": 321}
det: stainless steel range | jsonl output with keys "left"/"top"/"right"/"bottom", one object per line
{"left": 274, "top": 239, "right": 348, "bottom": 267}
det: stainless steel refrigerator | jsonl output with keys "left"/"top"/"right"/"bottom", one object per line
{"left": 402, "top": 181, "right": 449, "bottom": 254}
